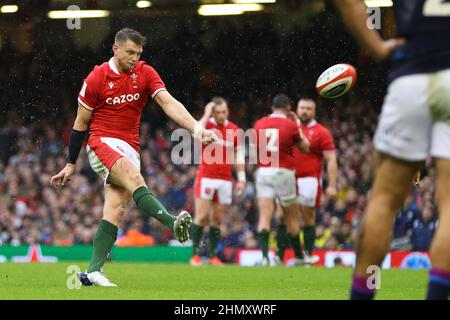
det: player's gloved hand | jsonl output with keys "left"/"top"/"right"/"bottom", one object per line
{"left": 50, "top": 163, "right": 75, "bottom": 187}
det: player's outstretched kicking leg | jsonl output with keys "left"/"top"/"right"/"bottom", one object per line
{"left": 77, "top": 157, "right": 192, "bottom": 287}
{"left": 110, "top": 157, "right": 193, "bottom": 245}
{"left": 78, "top": 207, "right": 191, "bottom": 287}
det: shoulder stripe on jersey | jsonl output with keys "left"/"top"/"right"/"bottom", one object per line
{"left": 151, "top": 88, "right": 167, "bottom": 99}
{"left": 78, "top": 98, "right": 94, "bottom": 111}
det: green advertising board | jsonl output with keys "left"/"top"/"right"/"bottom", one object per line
{"left": 0, "top": 245, "right": 192, "bottom": 263}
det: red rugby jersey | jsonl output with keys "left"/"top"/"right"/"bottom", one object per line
{"left": 197, "top": 118, "right": 240, "bottom": 180}
{"left": 78, "top": 57, "right": 166, "bottom": 152}
{"left": 253, "top": 113, "right": 301, "bottom": 170}
{"left": 293, "top": 119, "right": 335, "bottom": 178}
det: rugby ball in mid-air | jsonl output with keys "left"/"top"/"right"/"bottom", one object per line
{"left": 315, "top": 63, "right": 357, "bottom": 99}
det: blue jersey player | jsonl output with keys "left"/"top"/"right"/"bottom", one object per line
{"left": 336, "top": 0, "right": 450, "bottom": 300}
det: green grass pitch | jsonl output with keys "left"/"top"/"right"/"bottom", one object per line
{"left": 0, "top": 262, "right": 428, "bottom": 300}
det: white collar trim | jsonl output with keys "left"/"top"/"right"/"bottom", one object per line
{"left": 269, "top": 113, "right": 287, "bottom": 119}
{"left": 108, "top": 57, "right": 120, "bottom": 75}
{"left": 306, "top": 119, "right": 317, "bottom": 128}
{"left": 209, "top": 117, "right": 228, "bottom": 126}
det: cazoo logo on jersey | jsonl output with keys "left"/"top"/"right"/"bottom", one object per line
{"left": 106, "top": 93, "right": 140, "bottom": 105}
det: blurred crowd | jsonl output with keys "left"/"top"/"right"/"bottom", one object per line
{"left": 0, "top": 93, "right": 439, "bottom": 260}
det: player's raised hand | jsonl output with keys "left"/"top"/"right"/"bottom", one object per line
{"left": 50, "top": 163, "right": 75, "bottom": 187}
{"left": 204, "top": 101, "right": 215, "bottom": 115}
{"left": 287, "top": 111, "right": 299, "bottom": 123}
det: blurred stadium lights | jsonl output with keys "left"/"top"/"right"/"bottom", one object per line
{"left": 47, "top": 9, "right": 110, "bottom": 19}
{"left": 231, "top": 0, "right": 277, "bottom": 4}
{"left": 136, "top": 1, "right": 152, "bottom": 8}
{"left": 232, "top": 0, "right": 276, "bottom": 3}
{"left": 198, "top": 3, "right": 264, "bottom": 16}
{"left": 1, "top": 5, "right": 19, "bottom": 13}
{"left": 364, "top": 0, "right": 393, "bottom": 7}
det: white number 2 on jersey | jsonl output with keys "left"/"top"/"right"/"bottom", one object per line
{"left": 265, "top": 129, "right": 279, "bottom": 152}
{"left": 423, "top": 0, "right": 450, "bottom": 16}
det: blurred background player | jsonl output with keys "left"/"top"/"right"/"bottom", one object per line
{"left": 276, "top": 97, "right": 337, "bottom": 265}
{"left": 252, "top": 94, "right": 310, "bottom": 266}
{"left": 190, "top": 97, "right": 246, "bottom": 266}
{"left": 50, "top": 28, "right": 216, "bottom": 286}
{"left": 336, "top": 0, "right": 450, "bottom": 300}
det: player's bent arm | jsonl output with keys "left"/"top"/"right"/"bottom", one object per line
{"left": 334, "top": 0, "right": 394, "bottom": 61}
{"left": 199, "top": 101, "right": 215, "bottom": 128}
{"left": 296, "top": 129, "right": 310, "bottom": 152}
{"left": 199, "top": 112, "right": 210, "bottom": 128}
{"left": 324, "top": 150, "right": 338, "bottom": 188}
{"left": 154, "top": 90, "right": 203, "bottom": 138}
{"left": 68, "top": 104, "right": 92, "bottom": 164}
{"left": 297, "top": 140, "right": 310, "bottom": 153}
{"left": 234, "top": 145, "right": 246, "bottom": 183}
{"left": 50, "top": 104, "right": 92, "bottom": 187}
{"left": 73, "top": 104, "right": 92, "bottom": 131}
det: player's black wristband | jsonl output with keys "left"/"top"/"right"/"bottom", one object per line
{"left": 67, "top": 128, "right": 87, "bottom": 164}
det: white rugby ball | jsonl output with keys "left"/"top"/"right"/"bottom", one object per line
{"left": 316, "top": 63, "right": 357, "bottom": 99}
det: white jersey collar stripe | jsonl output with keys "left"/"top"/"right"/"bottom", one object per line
{"left": 209, "top": 117, "right": 228, "bottom": 127}
{"left": 269, "top": 113, "right": 287, "bottom": 119}
{"left": 307, "top": 119, "right": 317, "bottom": 128}
{"left": 108, "top": 57, "right": 120, "bottom": 75}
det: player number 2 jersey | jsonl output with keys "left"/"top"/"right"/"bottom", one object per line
{"left": 78, "top": 57, "right": 166, "bottom": 152}
{"left": 253, "top": 114, "right": 301, "bottom": 170}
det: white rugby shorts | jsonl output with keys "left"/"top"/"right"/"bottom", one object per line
{"left": 255, "top": 167, "right": 297, "bottom": 206}
{"left": 374, "top": 68, "right": 450, "bottom": 161}
{"left": 297, "top": 177, "right": 321, "bottom": 208}
{"left": 86, "top": 136, "right": 140, "bottom": 186}
{"left": 194, "top": 175, "right": 233, "bottom": 205}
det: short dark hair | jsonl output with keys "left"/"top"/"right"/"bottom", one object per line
{"left": 212, "top": 96, "right": 228, "bottom": 106}
{"left": 115, "top": 28, "right": 147, "bottom": 47}
{"left": 298, "top": 97, "right": 316, "bottom": 105}
{"left": 272, "top": 94, "right": 291, "bottom": 110}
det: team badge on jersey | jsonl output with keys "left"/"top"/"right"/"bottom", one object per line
{"left": 131, "top": 73, "right": 138, "bottom": 88}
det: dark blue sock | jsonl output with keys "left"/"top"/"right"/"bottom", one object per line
{"left": 350, "top": 274, "right": 375, "bottom": 300}
{"left": 426, "top": 268, "right": 450, "bottom": 300}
